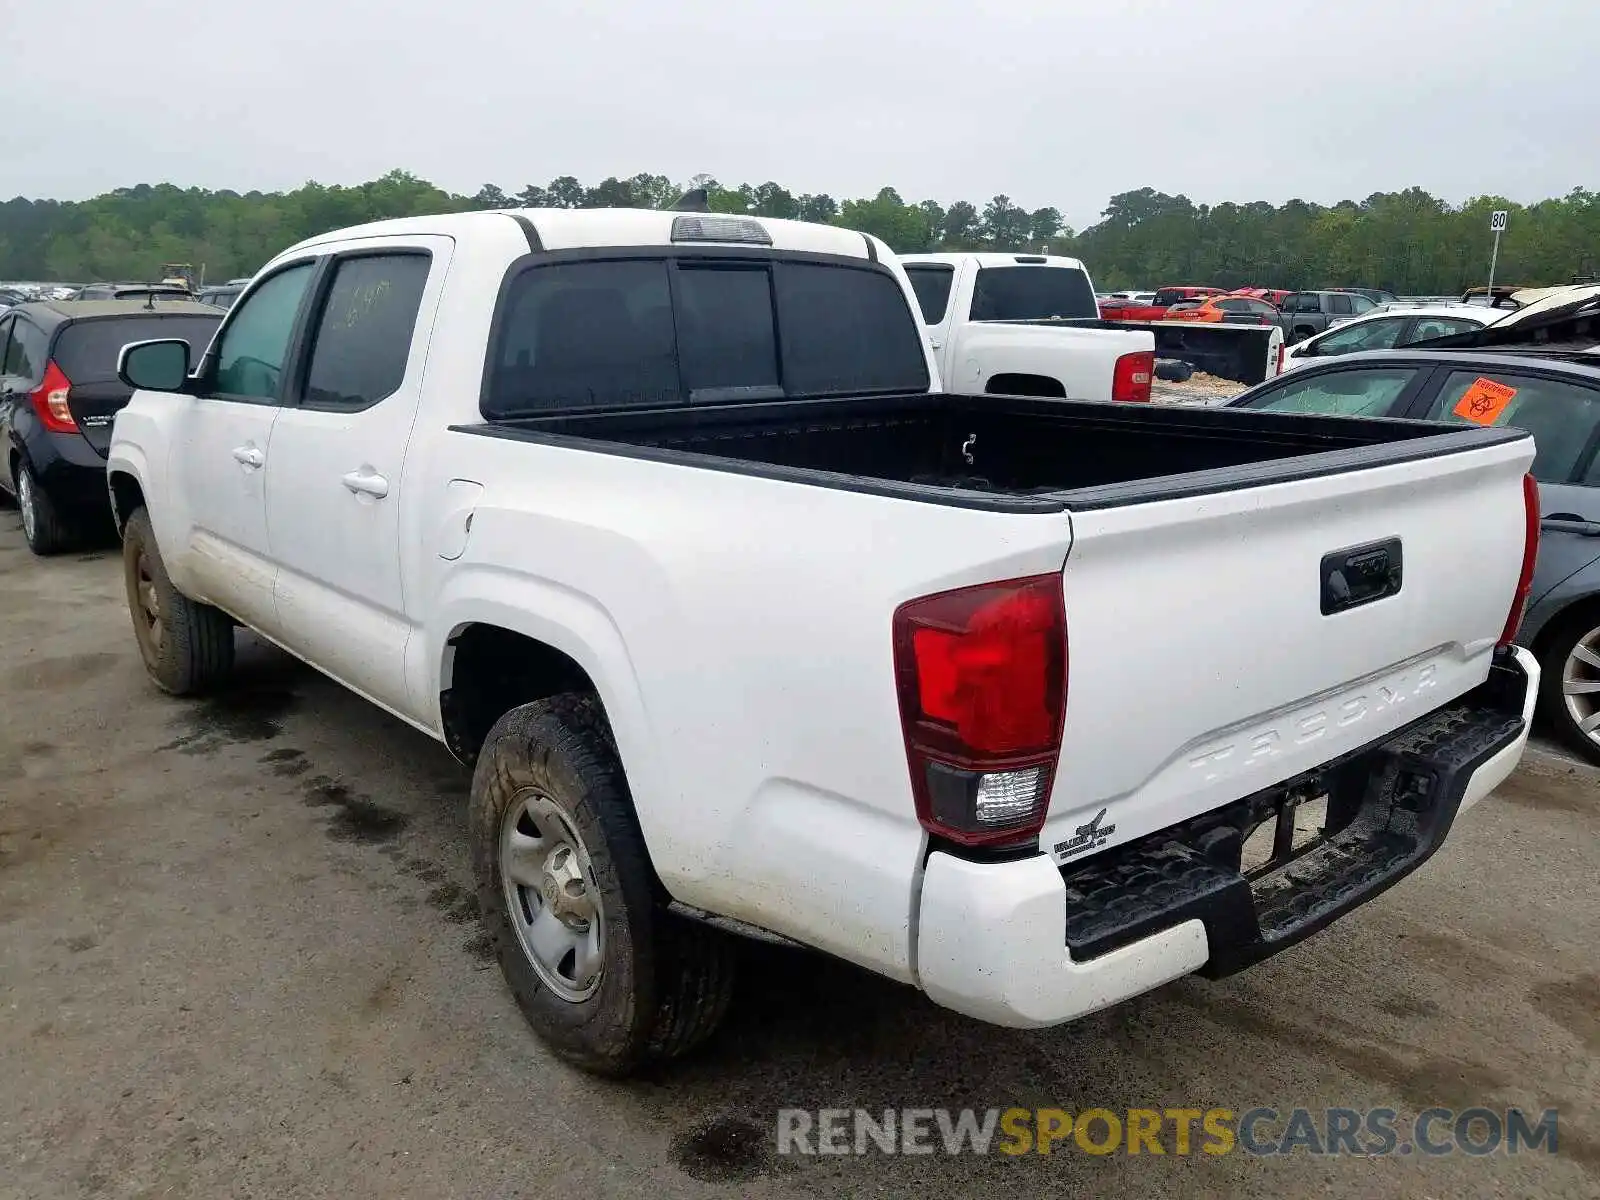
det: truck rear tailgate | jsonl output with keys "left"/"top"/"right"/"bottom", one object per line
{"left": 1040, "top": 432, "right": 1536, "bottom": 864}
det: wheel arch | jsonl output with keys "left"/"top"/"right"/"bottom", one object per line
{"left": 984, "top": 372, "right": 1067, "bottom": 398}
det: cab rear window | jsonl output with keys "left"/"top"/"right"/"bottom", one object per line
{"left": 484, "top": 255, "right": 929, "bottom": 417}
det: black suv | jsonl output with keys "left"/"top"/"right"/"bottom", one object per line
{"left": 0, "top": 300, "right": 222, "bottom": 553}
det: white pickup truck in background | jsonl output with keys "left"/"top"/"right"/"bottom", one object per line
{"left": 109, "top": 208, "right": 1540, "bottom": 1076}
{"left": 900, "top": 252, "right": 1157, "bottom": 402}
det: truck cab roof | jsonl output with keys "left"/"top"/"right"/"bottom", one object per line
{"left": 902, "top": 252, "right": 1089, "bottom": 272}
{"left": 281, "top": 207, "right": 886, "bottom": 262}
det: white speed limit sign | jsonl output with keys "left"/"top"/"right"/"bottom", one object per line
{"left": 1491, "top": 210, "right": 1508, "bottom": 231}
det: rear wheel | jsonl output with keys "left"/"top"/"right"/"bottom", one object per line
{"left": 16, "top": 461, "right": 74, "bottom": 555}
{"left": 1292, "top": 326, "right": 1316, "bottom": 344}
{"left": 471, "top": 694, "right": 735, "bottom": 1075}
{"left": 1540, "top": 610, "right": 1600, "bottom": 765}
{"left": 122, "top": 507, "right": 235, "bottom": 694}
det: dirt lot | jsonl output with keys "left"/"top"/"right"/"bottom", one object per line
{"left": 1, "top": 508, "right": 1597, "bottom": 1200}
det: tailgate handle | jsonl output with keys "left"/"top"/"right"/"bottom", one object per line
{"left": 1321, "top": 538, "right": 1402, "bottom": 616}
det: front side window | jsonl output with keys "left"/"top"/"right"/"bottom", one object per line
{"left": 1312, "top": 317, "right": 1405, "bottom": 355}
{"left": 301, "top": 253, "right": 431, "bottom": 410}
{"left": 1216, "top": 298, "right": 1250, "bottom": 312}
{"left": 1242, "top": 367, "right": 1418, "bottom": 417}
{"left": 1350, "top": 295, "right": 1377, "bottom": 314}
{"left": 905, "top": 265, "right": 955, "bottom": 324}
{"left": 971, "top": 266, "right": 1097, "bottom": 321}
{"left": 1420, "top": 370, "right": 1600, "bottom": 483}
{"left": 211, "top": 262, "right": 315, "bottom": 401}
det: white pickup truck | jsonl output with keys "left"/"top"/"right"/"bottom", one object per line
{"left": 900, "top": 252, "right": 1157, "bottom": 402}
{"left": 109, "top": 208, "right": 1540, "bottom": 1076}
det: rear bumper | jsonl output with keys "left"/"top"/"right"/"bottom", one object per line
{"left": 16, "top": 429, "right": 111, "bottom": 519}
{"left": 914, "top": 646, "right": 1537, "bottom": 1028}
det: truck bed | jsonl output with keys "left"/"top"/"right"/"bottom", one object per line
{"left": 467, "top": 392, "right": 1523, "bottom": 512}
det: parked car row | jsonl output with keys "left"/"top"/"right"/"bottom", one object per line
{"left": 1222, "top": 287, "right": 1600, "bottom": 764}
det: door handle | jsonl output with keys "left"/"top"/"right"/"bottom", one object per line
{"left": 231, "top": 445, "right": 264, "bottom": 468}
{"left": 1542, "top": 515, "right": 1600, "bottom": 537}
{"left": 341, "top": 469, "right": 390, "bottom": 499}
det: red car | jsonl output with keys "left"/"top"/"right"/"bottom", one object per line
{"left": 1099, "top": 285, "right": 1225, "bottom": 322}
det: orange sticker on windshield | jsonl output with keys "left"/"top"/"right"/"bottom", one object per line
{"left": 1452, "top": 377, "right": 1518, "bottom": 424}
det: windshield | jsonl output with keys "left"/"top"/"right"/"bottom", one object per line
{"left": 969, "top": 266, "right": 1097, "bottom": 321}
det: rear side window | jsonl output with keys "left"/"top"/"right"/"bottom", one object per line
{"left": 55, "top": 316, "right": 222, "bottom": 381}
{"left": 1328, "top": 294, "right": 1354, "bottom": 315}
{"left": 1153, "top": 288, "right": 1186, "bottom": 307}
{"left": 484, "top": 256, "right": 928, "bottom": 417}
{"left": 301, "top": 254, "right": 431, "bottom": 410}
{"left": 1420, "top": 371, "right": 1600, "bottom": 483}
{"left": 3, "top": 317, "right": 48, "bottom": 381}
{"left": 905, "top": 265, "right": 955, "bottom": 324}
{"left": 971, "top": 266, "right": 1097, "bottom": 321}
{"left": 1242, "top": 367, "right": 1418, "bottom": 417}
{"left": 1216, "top": 298, "right": 1249, "bottom": 312}
{"left": 1402, "top": 316, "right": 1480, "bottom": 343}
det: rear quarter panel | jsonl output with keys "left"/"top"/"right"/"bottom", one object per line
{"left": 419, "top": 432, "right": 1074, "bottom": 980}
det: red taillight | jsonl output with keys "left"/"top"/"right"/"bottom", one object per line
{"left": 30, "top": 360, "right": 76, "bottom": 433}
{"left": 1275, "top": 341, "right": 1286, "bottom": 375}
{"left": 1499, "top": 473, "right": 1540, "bottom": 647}
{"left": 893, "top": 575, "right": 1067, "bottom": 847}
{"left": 1112, "top": 350, "right": 1154, "bottom": 403}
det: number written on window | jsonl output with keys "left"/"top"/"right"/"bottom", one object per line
{"left": 302, "top": 255, "right": 431, "bottom": 410}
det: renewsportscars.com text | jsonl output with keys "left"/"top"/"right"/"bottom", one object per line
{"left": 776, "top": 1107, "right": 1560, "bottom": 1158}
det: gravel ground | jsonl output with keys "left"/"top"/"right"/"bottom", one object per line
{"left": 1, "top": 506, "right": 1596, "bottom": 1199}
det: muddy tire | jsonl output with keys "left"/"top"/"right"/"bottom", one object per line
{"left": 470, "top": 694, "right": 735, "bottom": 1076}
{"left": 17, "top": 460, "right": 74, "bottom": 555}
{"left": 122, "top": 507, "right": 235, "bottom": 695}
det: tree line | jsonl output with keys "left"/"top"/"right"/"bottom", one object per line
{"left": 1, "top": 170, "right": 1595, "bottom": 295}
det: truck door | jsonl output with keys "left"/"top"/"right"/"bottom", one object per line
{"left": 262, "top": 237, "right": 450, "bottom": 720}
{"left": 903, "top": 261, "right": 961, "bottom": 382}
{"left": 172, "top": 260, "right": 317, "bottom": 629}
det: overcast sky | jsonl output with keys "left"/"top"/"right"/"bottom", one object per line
{"left": 4, "top": 0, "right": 1595, "bottom": 227}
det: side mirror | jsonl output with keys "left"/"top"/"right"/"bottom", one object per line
{"left": 118, "top": 339, "right": 192, "bottom": 393}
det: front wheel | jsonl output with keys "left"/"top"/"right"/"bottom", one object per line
{"left": 1540, "top": 611, "right": 1600, "bottom": 765}
{"left": 470, "top": 694, "right": 734, "bottom": 1075}
{"left": 122, "top": 507, "right": 236, "bottom": 694}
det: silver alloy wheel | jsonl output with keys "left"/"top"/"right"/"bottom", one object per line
{"left": 1562, "top": 624, "right": 1600, "bottom": 749}
{"left": 17, "top": 468, "right": 36, "bottom": 543}
{"left": 499, "top": 789, "right": 605, "bottom": 1003}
